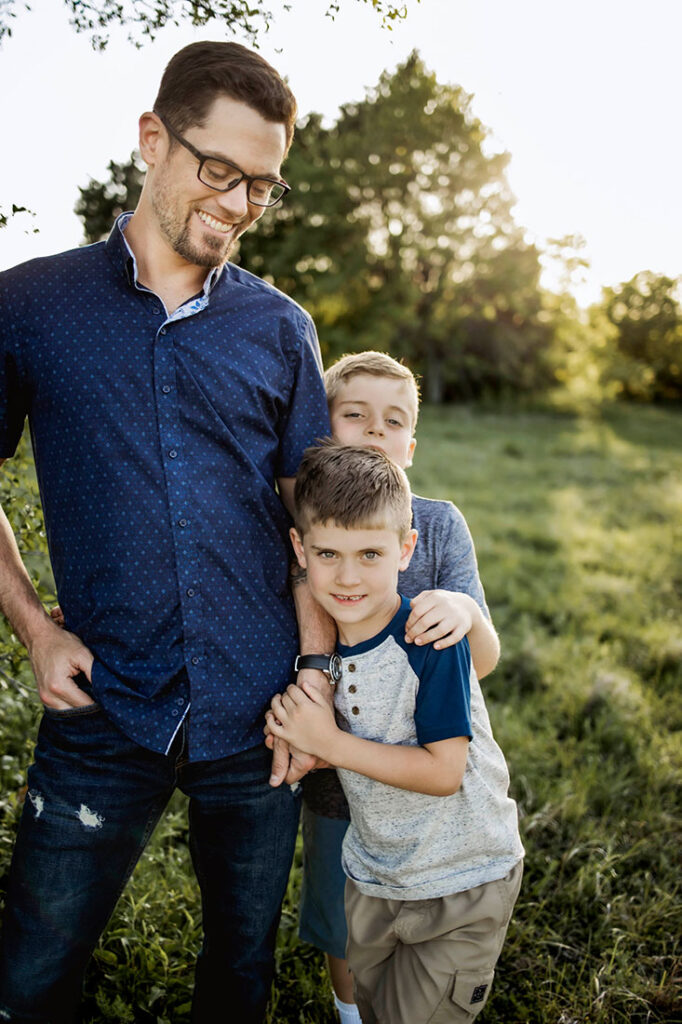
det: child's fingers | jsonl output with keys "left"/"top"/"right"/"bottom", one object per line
{"left": 300, "top": 679, "right": 332, "bottom": 705}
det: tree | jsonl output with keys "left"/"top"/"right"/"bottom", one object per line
{"left": 601, "top": 271, "right": 682, "bottom": 401}
{"left": 241, "top": 52, "right": 550, "bottom": 399}
{"left": 0, "top": 0, "right": 412, "bottom": 49}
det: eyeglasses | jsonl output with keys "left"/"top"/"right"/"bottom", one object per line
{"left": 156, "top": 112, "right": 290, "bottom": 208}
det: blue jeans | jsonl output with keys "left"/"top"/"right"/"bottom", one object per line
{"left": 0, "top": 703, "right": 300, "bottom": 1024}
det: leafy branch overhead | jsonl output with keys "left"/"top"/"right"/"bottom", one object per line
{"left": 0, "top": 0, "right": 413, "bottom": 49}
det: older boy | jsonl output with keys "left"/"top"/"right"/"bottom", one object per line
{"left": 295, "top": 352, "right": 498, "bottom": 1023}
{"left": 268, "top": 444, "right": 524, "bottom": 1024}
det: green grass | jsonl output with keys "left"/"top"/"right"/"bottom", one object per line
{"left": 1, "top": 403, "right": 681, "bottom": 1022}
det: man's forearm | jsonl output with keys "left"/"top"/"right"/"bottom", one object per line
{"left": 291, "top": 562, "right": 337, "bottom": 695}
{"left": 0, "top": 502, "right": 53, "bottom": 652}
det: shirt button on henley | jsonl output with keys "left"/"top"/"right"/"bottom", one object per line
{"left": 351, "top": 706, "right": 360, "bottom": 716}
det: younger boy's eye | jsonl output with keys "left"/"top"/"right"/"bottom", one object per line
{"left": 387, "top": 418, "right": 404, "bottom": 427}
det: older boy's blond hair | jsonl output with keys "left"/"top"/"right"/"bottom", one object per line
{"left": 324, "top": 352, "right": 420, "bottom": 431}
{"left": 294, "top": 441, "right": 413, "bottom": 540}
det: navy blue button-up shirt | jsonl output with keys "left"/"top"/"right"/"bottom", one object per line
{"left": 0, "top": 217, "right": 330, "bottom": 761}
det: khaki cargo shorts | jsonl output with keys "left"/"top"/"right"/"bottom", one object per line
{"left": 345, "top": 860, "right": 523, "bottom": 1024}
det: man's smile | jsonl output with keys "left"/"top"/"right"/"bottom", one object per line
{"left": 196, "top": 209, "right": 237, "bottom": 234}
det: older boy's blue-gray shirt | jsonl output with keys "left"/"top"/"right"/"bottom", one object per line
{"left": 336, "top": 596, "right": 524, "bottom": 900}
{"left": 0, "top": 217, "right": 330, "bottom": 761}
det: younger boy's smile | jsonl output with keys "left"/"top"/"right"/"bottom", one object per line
{"left": 291, "top": 521, "right": 417, "bottom": 646}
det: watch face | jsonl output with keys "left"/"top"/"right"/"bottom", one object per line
{"left": 329, "top": 652, "right": 343, "bottom": 683}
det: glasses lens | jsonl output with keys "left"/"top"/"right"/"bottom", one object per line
{"left": 200, "top": 159, "right": 243, "bottom": 189}
{"left": 248, "top": 179, "right": 286, "bottom": 207}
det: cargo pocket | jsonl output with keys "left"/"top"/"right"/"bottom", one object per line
{"left": 448, "top": 969, "right": 495, "bottom": 1020}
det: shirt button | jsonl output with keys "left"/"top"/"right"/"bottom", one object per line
{"left": 161, "top": 384, "right": 172, "bottom": 394}
{"left": 151, "top": 306, "right": 161, "bottom": 315}
{"left": 178, "top": 518, "right": 188, "bottom": 528}
{"left": 171, "top": 708, "right": 179, "bottom": 717}
{"left": 168, "top": 449, "right": 178, "bottom": 459}
{"left": 348, "top": 664, "right": 356, "bottom": 672}
{"left": 191, "top": 656, "right": 200, "bottom": 666}
{"left": 351, "top": 706, "right": 360, "bottom": 716}
{"left": 186, "top": 588, "right": 195, "bottom": 597}
{"left": 348, "top": 684, "right": 357, "bottom": 694}
{"left": 160, "top": 327, "right": 168, "bottom": 335}
{"left": 176, "top": 698, "right": 184, "bottom": 706}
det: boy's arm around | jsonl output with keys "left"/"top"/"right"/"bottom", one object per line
{"left": 405, "top": 589, "right": 499, "bottom": 678}
{"left": 403, "top": 499, "right": 499, "bottom": 677}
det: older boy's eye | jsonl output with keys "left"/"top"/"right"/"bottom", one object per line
{"left": 344, "top": 412, "right": 363, "bottom": 419}
{"left": 319, "top": 550, "right": 336, "bottom": 559}
{"left": 363, "top": 551, "right": 380, "bottom": 560}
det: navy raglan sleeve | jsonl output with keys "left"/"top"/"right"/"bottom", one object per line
{"left": 413, "top": 637, "right": 473, "bottom": 745}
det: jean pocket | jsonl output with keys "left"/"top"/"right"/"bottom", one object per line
{"left": 43, "top": 702, "right": 102, "bottom": 719}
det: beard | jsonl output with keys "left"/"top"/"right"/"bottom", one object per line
{"left": 151, "top": 178, "right": 240, "bottom": 268}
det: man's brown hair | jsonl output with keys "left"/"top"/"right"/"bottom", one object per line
{"left": 324, "top": 351, "right": 420, "bottom": 431}
{"left": 154, "top": 41, "right": 297, "bottom": 149}
{"left": 294, "top": 442, "right": 413, "bottom": 540}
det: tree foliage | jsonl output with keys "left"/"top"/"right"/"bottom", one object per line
{"left": 0, "top": 0, "right": 412, "bottom": 49}
{"left": 600, "top": 270, "right": 682, "bottom": 401}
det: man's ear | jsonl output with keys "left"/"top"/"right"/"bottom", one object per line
{"left": 290, "top": 527, "right": 307, "bottom": 568}
{"left": 138, "top": 111, "right": 166, "bottom": 168}
{"left": 398, "top": 528, "right": 418, "bottom": 572}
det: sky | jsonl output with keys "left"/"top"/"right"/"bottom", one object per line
{"left": 0, "top": 0, "right": 680, "bottom": 304}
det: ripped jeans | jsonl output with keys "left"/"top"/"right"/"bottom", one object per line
{"left": 0, "top": 703, "right": 300, "bottom": 1024}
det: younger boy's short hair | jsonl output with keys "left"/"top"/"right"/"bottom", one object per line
{"left": 324, "top": 352, "right": 421, "bottom": 431}
{"left": 294, "top": 442, "right": 413, "bottom": 540}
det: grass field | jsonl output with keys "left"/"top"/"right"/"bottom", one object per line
{"left": 1, "top": 403, "right": 680, "bottom": 1023}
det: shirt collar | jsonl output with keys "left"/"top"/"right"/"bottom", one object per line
{"left": 105, "top": 211, "right": 224, "bottom": 296}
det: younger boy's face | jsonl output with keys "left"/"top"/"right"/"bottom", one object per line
{"left": 291, "top": 521, "right": 417, "bottom": 646}
{"left": 329, "top": 374, "right": 417, "bottom": 469}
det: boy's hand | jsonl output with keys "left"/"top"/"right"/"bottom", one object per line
{"left": 267, "top": 667, "right": 334, "bottom": 786}
{"left": 405, "top": 590, "right": 475, "bottom": 650}
{"left": 266, "top": 683, "right": 339, "bottom": 763}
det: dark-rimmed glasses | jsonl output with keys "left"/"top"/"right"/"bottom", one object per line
{"left": 156, "top": 112, "right": 290, "bottom": 208}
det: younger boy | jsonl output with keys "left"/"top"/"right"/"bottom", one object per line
{"left": 268, "top": 443, "right": 524, "bottom": 1024}
{"left": 298, "top": 352, "right": 499, "bottom": 1023}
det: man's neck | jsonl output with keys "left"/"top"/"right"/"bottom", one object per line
{"left": 123, "top": 210, "right": 215, "bottom": 315}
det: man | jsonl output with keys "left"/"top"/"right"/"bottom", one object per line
{"left": 0, "top": 41, "right": 333, "bottom": 1023}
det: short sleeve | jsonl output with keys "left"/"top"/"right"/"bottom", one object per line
{"left": 275, "top": 311, "right": 330, "bottom": 478}
{"left": 435, "top": 503, "right": 490, "bottom": 619}
{"left": 414, "top": 637, "right": 473, "bottom": 745}
{"left": 0, "top": 294, "right": 28, "bottom": 458}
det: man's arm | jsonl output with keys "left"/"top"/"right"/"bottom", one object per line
{"left": 0, "top": 460, "right": 94, "bottom": 708}
{"left": 267, "top": 683, "right": 468, "bottom": 797}
{"left": 270, "top": 477, "right": 337, "bottom": 786}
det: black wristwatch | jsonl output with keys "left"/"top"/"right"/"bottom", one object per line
{"left": 294, "top": 653, "right": 343, "bottom": 684}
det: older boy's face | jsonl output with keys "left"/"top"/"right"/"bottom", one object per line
{"left": 329, "top": 375, "right": 416, "bottom": 469}
{"left": 290, "top": 521, "right": 417, "bottom": 646}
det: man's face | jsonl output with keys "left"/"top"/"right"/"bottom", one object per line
{"left": 290, "top": 520, "right": 417, "bottom": 646}
{"left": 150, "top": 95, "right": 287, "bottom": 268}
{"left": 329, "top": 374, "right": 417, "bottom": 469}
